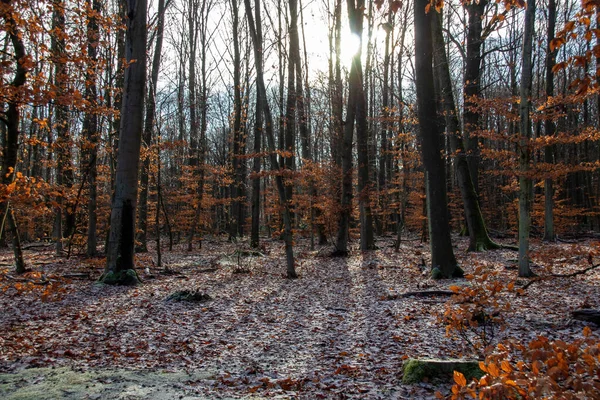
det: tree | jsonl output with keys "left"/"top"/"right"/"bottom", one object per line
{"left": 250, "top": 0, "right": 264, "bottom": 249}
{"left": 431, "top": 8, "right": 501, "bottom": 252}
{"left": 348, "top": 0, "right": 375, "bottom": 251}
{"left": 229, "top": 0, "right": 244, "bottom": 240}
{"left": 102, "top": 0, "right": 148, "bottom": 285}
{"left": 244, "top": 0, "right": 297, "bottom": 279}
{"left": 543, "top": 0, "right": 557, "bottom": 241}
{"left": 0, "top": 0, "right": 27, "bottom": 273}
{"left": 414, "top": 0, "right": 462, "bottom": 278}
{"left": 84, "top": 0, "right": 101, "bottom": 256}
{"left": 518, "top": 0, "right": 536, "bottom": 278}
{"left": 137, "top": 0, "right": 167, "bottom": 253}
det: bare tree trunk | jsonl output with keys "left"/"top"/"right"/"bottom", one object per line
{"left": 544, "top": 0, "right": 557, "bottom": 241}
{"left": 348, "top": 0, "right": 374, "bottom": 251}
{"left": 250, "top": 0, "right": 264, "bottom": 249}
{"left": 463, "top": 0, "right": 488, "bottom": 195}
{"left": 414, "top": 0, "right": 462, "bottom": 278}
{"left": 137, "top": 0, "right": 166, "bottom": 252}
{"left": 244, "top": 0, "right": 296, "bottom": 279}
{"left": 0, "top": 0, "right": 27, "bottom": 273}
{"left": 84, "top": 0, "right": 101, "bottom": 257}
{"left": 431, "top": 9, "right": 499, "bottom": 252}
{"left": 102, "top": 0, "right": 147, "bottom": 285}
{"left": 518, "top": 0, "right": 535, "bottom": 278}
{"left": 51, "top": 0, "right": 74, "bottom": 254}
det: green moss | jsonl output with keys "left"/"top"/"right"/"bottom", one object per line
{"left": 431, "top": 267, "right": 443, "bottom": 280}
{"left": 402, "top": 358, "right": 483, "bottom": 384}
{"left": 99, "top": 269, "right": 141, "bottom": 286}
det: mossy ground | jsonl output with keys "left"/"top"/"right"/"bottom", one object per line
{"left": 0, "top": 367, "right": 218, "bottom": 400}
{"left": 402, "top": 358, "right": 483, "bottom": 384}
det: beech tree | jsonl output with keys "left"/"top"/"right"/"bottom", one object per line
{"left": 244, "top": 0, "right": 297, "bottom": 279}
{"left": 102, "top": 0, "right": 147, "bottom": 285}
{"left": 414, "top": 0, "right": 462, "bottom": 278}
{"left": 518, "top": 0, "right": 536, "bottom": 278}
{"left": 0, "top": 0, "right": 27, "bottom": 273}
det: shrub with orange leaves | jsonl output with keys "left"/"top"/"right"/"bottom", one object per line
{"left": 447, "top": 328, "right": 600, "bottom": 399}
{"left": 441, "top": 267, "right": 514, "bottom": 357}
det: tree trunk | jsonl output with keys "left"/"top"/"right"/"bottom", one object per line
{"left": 0, "top": 0, "right": 27, "bottom": 273}
{"left": 347, "top": 0, "right": 374, "bottom": 251}
{"left": 543, "top": 0, "right": 557, "bottom": 241}
{"left": 431, "top": 9, "right": 499, "bottom": 252}
{"left": 414, "top": 0, "right": 462, "bottom": 279}
{"left": 518, "top": 0, "right": 535, "bottom": 278}
{"left": 84, "top": 0, "right": 101, "bottom": 257}
{"left": 463, "top": 0, "right": 488, "bottom": 195}
{"left": 250, "top": 0, "right": 264, "bottom": 249}
{"left": 229, "top": 0, "right": 243, "bottom": 241}
{"left": 51, "top": 0, "right": 74, "bottom": 254}
{"left": 244, "top": 0, "right": 296, "bottom": 279}
{"left": 137, "top": 0, "right": 166, "bottom": 253}
{"left": 102, "top": 0, "right": 147, "bottom": 285}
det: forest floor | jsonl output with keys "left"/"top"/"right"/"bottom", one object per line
{"left": 0, "top": 235, "right": 599, "bottom": 399}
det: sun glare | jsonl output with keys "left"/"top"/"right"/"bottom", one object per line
{"left": 340, "top": 33, "right": 362, "bottom": 67}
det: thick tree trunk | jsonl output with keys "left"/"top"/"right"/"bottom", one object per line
{"left": 414, "top": 0, "right": 462, "bottom": 279}
{"left": 518, "top": 0, "right": 535, "bottom": 278}
{"left": 348, "top": 0, "right": 374, "bottom": 251}
{"left": 102, "top": 0, "right": 147, "bottom": 285}
{"left": 431, "top": 10, "right": 499, "bottom": 252}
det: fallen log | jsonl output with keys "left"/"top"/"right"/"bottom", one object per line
{"left": 572, "top": 309, "right": 600, "bottom": 325}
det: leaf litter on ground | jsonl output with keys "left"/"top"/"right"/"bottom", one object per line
{"left": 0, "top": 236, "right": 598, "bottom": 399}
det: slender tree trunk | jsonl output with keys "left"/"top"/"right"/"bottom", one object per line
{"left": 137, "top": 0, "right": 166, "bottom": 252}
{"left": 431, "top": 9, "right": 499, "bottom": 252}
{"left": 186, "top": 0, "right": 201, "bottom": 250}
{"left": 102, "top": 0, "right": 147, "bottom": 285}
{"left": 244, "top": 0, "right": 296, "bottom": 278}
{"left": 250, "top": 0, "right": 264, "bottom": 249}
{"left": 518, "top": 0, "right": 535, "bottom": 278}
{"left": 414, "top": 0, "right": 462, "bottom": 278}
{"left": 543, "top": 0, "right": 557, "bottom": 241}
{"left": 52, "top": 0, "right": 74, "bottom": 254}
{"left": 84, "top": 0, "right": 101, "bottom": 256}
{"left": 229, "top": 0, "right": 243, "bottom": 240}
{"left": 0, "top": 0, "right": 27, "bottom": 272}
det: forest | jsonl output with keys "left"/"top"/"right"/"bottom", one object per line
{"left": 1, "top": 0, "right": 600, "bottom": 398}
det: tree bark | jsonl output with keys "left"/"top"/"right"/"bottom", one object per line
{"left": 463, "top": 0, "right": 488, "bottom": 195}
{"left": 250, "top": 0, "right": 264, "bottom": 249}
{"left": 84, "top": 0, "right": 101, "bottom": 257}
{"left": 103, "top": 0, "right": 147, "bottom": 284}
{"left": 244, "top": 0, "right": 296, "bottom": 279}
{"left": 0, "top": 0, "right": 27, "bottom": 273}
{"left": 431, "top": 10, "right": 499, "bottom": 252}
{"left": 137, "top": 0, "right": 166, "bottom": 252}
{"left": 543, "top": 0, "right": 557, "bottom": 241}
{"left": 518, "top": 0, "right": 535, "bottom": 278}
{"left": 414, "top": 0, "right": 462, "bottom": 278}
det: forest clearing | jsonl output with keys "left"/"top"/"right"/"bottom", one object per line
{"left": 1, "top": 236, "right": 599, "bottom": 399}
{"left": 2, "top": 0, "right": 600, "bottom": 397}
